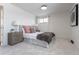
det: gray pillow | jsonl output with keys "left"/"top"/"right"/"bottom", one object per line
{"left": 31, "top": 26, "right": 39, "bottom": 33}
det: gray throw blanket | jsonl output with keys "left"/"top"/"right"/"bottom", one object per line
{"left": 37, "top": 32, "right": 55, "bottom": 44}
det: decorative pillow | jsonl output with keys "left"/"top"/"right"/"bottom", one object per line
{"left": 23, "top": 26, "right": 31, "bottom": 33}
{"left": 31, "top": 26, "right": 39, "bottom": 33}
{"left": 31, "top": 26, "right": 36, "bottom": 33}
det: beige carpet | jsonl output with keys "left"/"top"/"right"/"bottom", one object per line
{"left": 0, "top": 39, "right": 79, "bottom": 55}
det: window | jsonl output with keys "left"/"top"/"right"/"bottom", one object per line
{"left": 44, "top": 17, "right": 48, "bottom": 22}
{"left": 39, "top": 17, "right": 48, "bottom": 23}
{"left": 39, "top": 18, "right": 44, "bottom": 23}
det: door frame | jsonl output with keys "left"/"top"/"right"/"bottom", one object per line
{"left": 0, "top": 5, "right": 4, "bottom": 46}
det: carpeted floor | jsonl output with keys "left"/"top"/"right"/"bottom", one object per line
{"left": 0, "top": 39, "right": 79, "bottom": 55}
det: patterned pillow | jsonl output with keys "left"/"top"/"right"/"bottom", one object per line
{"left": 31, "top": 26, "right": 36, "bottom": 33}
{"left": 23, "top": 26, "right": 31, "bottom": 33}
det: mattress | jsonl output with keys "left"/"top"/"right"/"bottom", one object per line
{"left": 23, "top": 32, "right": 49, "bottom": 48}
{"left": 23, "top": 32, "right": 55, "bottom": 48}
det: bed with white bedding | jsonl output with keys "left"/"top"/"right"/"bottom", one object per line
{"left": 23, "top": 32, "right": 43, "bottom": 40}
{"left": 22, "top": 26, "right": 55, "bottom": 48}
{"left": 23, "top": 32, "right": 49, "bottom": 48}
{"left": 23, "top": 32, "right": 55, "bottom": 48}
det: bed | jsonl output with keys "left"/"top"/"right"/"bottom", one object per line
{"left": 22, "top": 26, "right": 55, "bottom": 48}
{"left": 23, "top": 32, "right": 43, "bottom": 40}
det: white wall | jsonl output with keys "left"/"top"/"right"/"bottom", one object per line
{"left": 48, "top": 12, "right": 72, "bottom": 39}
{"left": 38, "top": 22, "right": 48, "bottom": 32}
{"left": 71, "top": 4, "right": 79, "bottom": 48}
{"left": 0, "top": 6, "right": 1, "bottom": 42}
{"left": 0, "top": 4, "right": 36, "bottom": 46}
{"left": 38, "top": 12, "right": 72, "bottom": 40}
{"left": 72, "top": 27, "right": 79, "bottom": 47}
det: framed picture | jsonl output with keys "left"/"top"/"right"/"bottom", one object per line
{"left": 71, "top": 4, "right": 78, "bottom": 27}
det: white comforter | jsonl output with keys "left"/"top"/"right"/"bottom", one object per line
{"left": 23, "top": 32, "right": 43, "bottom": 39}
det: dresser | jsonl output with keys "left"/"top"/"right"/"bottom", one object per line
{"left": 8, "top": 32, "right": 24, "bottom": 45}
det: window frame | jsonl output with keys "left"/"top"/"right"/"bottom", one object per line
{"left": 38, "top": 17, "right": 48, "bottom": 23}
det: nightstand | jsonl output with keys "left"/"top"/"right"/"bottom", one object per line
{"left": 8, "top": 32, "right": 24, "bottom": 45}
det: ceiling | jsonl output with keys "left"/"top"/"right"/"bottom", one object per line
{"left": 13, "top": 3, "right": 74, "bottom": 17}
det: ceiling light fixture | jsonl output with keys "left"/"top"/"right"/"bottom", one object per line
{"left": 41, "top": 5, "right": 47, "bottom": 10}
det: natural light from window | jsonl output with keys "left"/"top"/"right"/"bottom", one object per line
{"left": 39, "top": 17, "right": 48, "bottom": 23}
